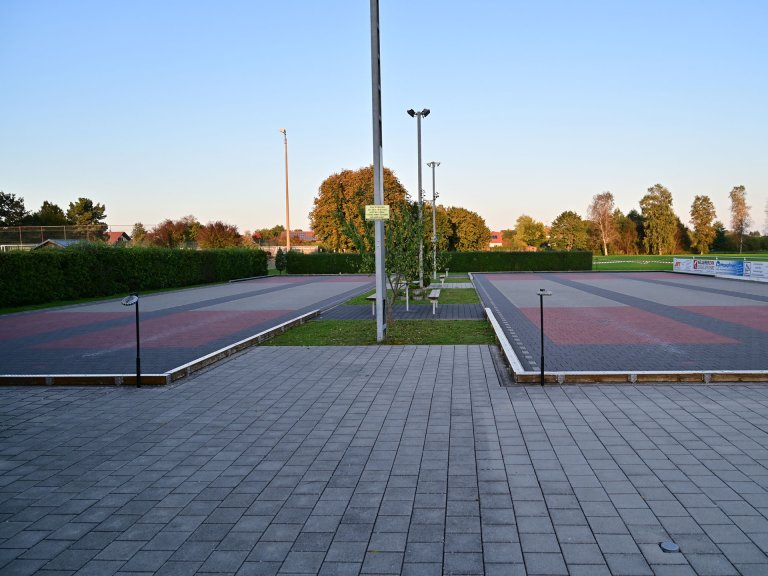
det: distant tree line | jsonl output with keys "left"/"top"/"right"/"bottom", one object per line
{"left": 499, "top": 185, "right": 767, "bottom": 255}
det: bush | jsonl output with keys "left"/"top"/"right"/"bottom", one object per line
{"left": 0, "top": 245, "right": 268, "bottom": 308}
{"left": 284, "top": 250, "right": 591, "bottom": 274}
{"left": 286, "top": 251, "right": 362, "bottom": 274}
{"left": 443, "top": 251, "right": 592, "bottom": 272}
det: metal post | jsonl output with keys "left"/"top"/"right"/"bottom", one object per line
{"left": 280, "top": 129, "right": 291, "bottom": 252}
{"left": 538, "top": 288, "right": 552, "bottom": 385}
{"left": 427, "top": 161, "right": 440, "bottom": 279}
{"left": 121, "top": 294, "right": 141, "bottom": 387}
{"left": 135, "top": 298, "right": 141, "bottom": 388}
{"left": 370, "top": 0, "right": 386, "bottom": 342}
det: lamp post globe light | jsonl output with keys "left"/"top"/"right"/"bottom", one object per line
{"left": 279, "top": 128, "right": 291, "bottom": 251}
{"left": 407, "top": 108, "right": 430, "bottom": 288}
{"left": 426, "top": 161, "right": 440, "bottom": 279}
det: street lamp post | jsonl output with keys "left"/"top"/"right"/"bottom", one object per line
{"left": 279, "top": 128, "right": 291, "bottom": 251}
{"left": 537, "top": 288, "right": 552, "bottom": 385}
{"left": 407, "top": 108, "right": 429, "bottom": 288}
{"left": 427, "top": 161, "right": 440, "bottom": 279}
{"left": 370, "top": 0, "right": 386, "bottom": 342}
{"left": 121, "top": 293, "right": 141, "bottom": 388}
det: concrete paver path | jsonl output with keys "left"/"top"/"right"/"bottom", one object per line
{"left": 3, "top": 345, "right": 768, "bottom": 574}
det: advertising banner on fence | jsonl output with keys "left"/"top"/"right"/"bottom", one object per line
{"left": 673, "top": 258, "right": 716, "bottom": 275}
{"left": 715, "top": 259, "right": 744, "bottom": 279}
{"left": 744, "top": 260, "right": 768, "bottom": 283}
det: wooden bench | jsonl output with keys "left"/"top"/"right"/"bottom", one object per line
{"left": 428, "top": 289, "right": 441, "bottom": 315}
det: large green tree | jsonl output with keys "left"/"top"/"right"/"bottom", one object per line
{"left": 446, "top": 207, "right": 491, "bottom": 251}
{"left": 28, "top": 201, "right": 68, "bottom": 226}
{"left": 549, "top": 211, "right": 588, "bottom": 251}
{"left": 310, "top": 166, "right": 408, "bottom": 252}
{"left": 512, "top": 214, "right": 546, "bottom": 250}
{"left": 66, "top": 197, "right": 107, "bottom": 240}
{"left": 689, "top": 195, "right": 717, "bottom": 254}
{"left": 729, "top": 185, "right": 751, "bottom": 254}
{"left": 640, "top": 184, "right": 677, "bottom": 255}
{"left": 0, "top": 191, "right": 27, "bottom": 226}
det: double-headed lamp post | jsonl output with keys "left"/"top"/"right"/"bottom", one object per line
{"left": 426, "top": 161, "right": 440, "bottom": 279}
{"left": 407, "top": 108, "right": 429, "bottom": 288}
{"left": 279, "top": 128, "right": 291, "bottom": 251}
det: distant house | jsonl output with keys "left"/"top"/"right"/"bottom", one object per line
{"left": 33, "top": 239, "right": 84, "bottom": 249}
{"left": 489, "top": 231, "right": 503, "bottom": 249}
{"left": 106, "top": 231, "right": 131, "bottom": 245}
{"left": 279, "top": 229, "right": 318, "bottom": 244}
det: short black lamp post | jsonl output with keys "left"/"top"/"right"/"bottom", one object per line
{"left": 121, "top": 293, "right": 141, "bottom": 388}
{"left": 538, "top": 288, "right": 552, "bottom": 385}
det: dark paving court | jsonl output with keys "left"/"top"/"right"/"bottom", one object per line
{"left": 473, "top": 272, "right": 768, "bottom": 373}
{"left": 3, "top": 345, "right": 768, "bottom": 575}
{"left": 0, "top": 276, "right": 372, "bottom": 376}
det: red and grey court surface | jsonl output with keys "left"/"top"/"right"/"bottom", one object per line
{"left": 0, "top": 275, "right": 373, "bottom": 377}
{"left": 473, "top": 272, "right": 768, "bottom": 373}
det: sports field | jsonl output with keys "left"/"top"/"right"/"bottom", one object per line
{"left": 0, "top": 275, "right": 372, "bottom": 380}
{"left": 474, "top": 271, "right": 768, "bottom": 373}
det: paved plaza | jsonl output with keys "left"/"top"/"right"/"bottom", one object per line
{"left": 0, "top": 276, "right": 373, "bottom": 377}
{"left": 3, "top": 345, "right": 768, "bottom": 575}
{"left": 473, "top": 272, "right": 768, "bottom": 373}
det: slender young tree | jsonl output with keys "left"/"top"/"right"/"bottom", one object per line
{"left": 729, "top": 185, "right": 751, "bottom": 254}
{"left": 587, "top": 192, "right": 617, "bottom": 256}
{"left": 689, "top": 195, "right": 717, "bottom": 254}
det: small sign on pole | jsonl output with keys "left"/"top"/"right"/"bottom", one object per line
{"left": 365, "top": 204, "right": 390, "bottom": 221}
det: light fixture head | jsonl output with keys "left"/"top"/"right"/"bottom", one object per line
{"left": 121, "top": 294, "right": 139, "bottom": 306}
{"left": 407, "top": 109, "right": 416, "bottom": 117}
{"left": 422, "top": 108, "right": 430, "bottom": 117}
{"left": 279, "top": 128, "right": 286, "bottom": 135}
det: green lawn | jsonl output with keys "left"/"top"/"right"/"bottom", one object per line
{"left": 592, "top": 253, "right": 768, "bottom": 271}
{"left": 265, "top": 319, "right": 495, "bottom": 346}
{"left": 345, "top": 287, "right": 479, "bottom": 306}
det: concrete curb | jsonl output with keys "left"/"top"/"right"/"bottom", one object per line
{"left": 0, "top": 309, "right": 320, "bottom": 387}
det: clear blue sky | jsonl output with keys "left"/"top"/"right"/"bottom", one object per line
{"left": 1, "top": 0, "right": 766, "bottom": 234}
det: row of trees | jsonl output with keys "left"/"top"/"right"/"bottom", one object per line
{"left": 131, "top": 217, "right": 246, "bottom": 249}
{"left": 504, "top": 185, "right": 765, "bottom": 255}
{"left": 308, "top": 166, "right": 491, "bottom": 253}
{"left": 0, "top": 192, "right": 107, "bottom": 231}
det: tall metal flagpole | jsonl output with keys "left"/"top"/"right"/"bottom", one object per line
{"left": 370, "top": 0, "right": 386, "bottom": 342}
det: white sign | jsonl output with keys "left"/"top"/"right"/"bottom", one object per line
{"left": 365, "top": 204, "right": 390, "bottom": 221}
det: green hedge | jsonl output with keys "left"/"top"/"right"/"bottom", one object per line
{"left": 284, "top": 250, "right": 591, "bottom": 274}
{"left": 286, "top": 251, "right": 362, "bottom": 274}
{"left": 0, "top": 245, "right": 268, "bottom": 308}
{"left": 442, "top": 251, "right": 592, "bottom": 272}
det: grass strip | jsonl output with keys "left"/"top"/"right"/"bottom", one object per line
{"left": 345, "top": 287, "right": 479, "bottom": 306}
{"left": 265, "top": 319, "right": 495, "bottom": 346}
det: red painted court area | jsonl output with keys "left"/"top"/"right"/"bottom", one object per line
{"left": 36, "top": 310, "right": 291, "bottom": 349}
{"left": 0, "top": 275, "right": 373, "bottom": 377}
{"left": 474, "top": 271, "right": 768, "bottom": 372}
{"left": 518, "top": 307, "right": 737, "bottom": 345}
